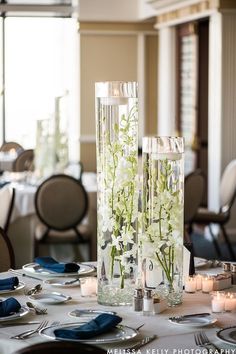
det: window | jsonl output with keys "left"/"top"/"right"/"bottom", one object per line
{"left": 0, "top": 1, "right": 78, "bottom": 153}
{"left": 4, "top": 17, "right": 77, "bottom": 148}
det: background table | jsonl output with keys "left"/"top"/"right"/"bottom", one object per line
{"left": 0, "top": 152, "right": 16, "bottom": 172}
{"left": 0, "top": 266, "right": 235, "bottom": 354}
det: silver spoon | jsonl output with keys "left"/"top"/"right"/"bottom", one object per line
{"left": 26, "top": 301, "right": 47, "bottom": 315}
{"left": 64, "top": 278, "right": 80, "bottom": 285}
{"left": 25, "top": 284, "right": 42, "bottom": 296}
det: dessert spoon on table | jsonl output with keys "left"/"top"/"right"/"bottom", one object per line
{"left": 26, "top": 301, "right": 47, "bottom": 315}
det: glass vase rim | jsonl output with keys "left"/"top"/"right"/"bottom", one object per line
{"left": 95, "top": 80, "right": 138, "bottom": 85}
{"left": 142, "top": 135, "right": 184, "bottom": 140}
{"left": 95, "top": 81, "right": 138, "bottom": 98}
{"left": 142, "top": 136, "right": 184, "bottom": 154}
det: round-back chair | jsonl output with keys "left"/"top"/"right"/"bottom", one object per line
{"left": 193, "top": 160, "right": 236, "bottom": 260}
{"left": 0, "top": 141, "right": 23, "bottom": 153}
{"left": 184, "top": 169, "right": 205, "bottom": 225}
{"left": 13, "top": 149, "right": 34, "bottom": 172}
{"left": 0, "top": 185, "right": 15, "bottom": 233}
{"left": 34, "top": 174, "right": 91, "bottom": 258}
{"left": 0, "top": 227, "right": 15, "bottom": 271}
{"left": 13, "top": 341, "right": 106, "bottom": 354}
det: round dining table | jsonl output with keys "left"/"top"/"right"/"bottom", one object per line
{"left": 0, "top": 263, "right": 235, "bottom": 354}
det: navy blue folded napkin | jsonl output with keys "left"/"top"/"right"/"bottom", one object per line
{"left": 0, "top": 277, "right": 19, "bottom": 291}
{"left": 54, "top": 313, "right": 122, "bottom": 340}
{"left": 0, "top": 297, "right": 21, "bottom": 317}
{"left": 34, "top": 257, "right": 80, "bottom": 273}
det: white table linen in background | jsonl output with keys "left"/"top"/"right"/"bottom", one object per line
{"left": 0, "top": 267, "right": 235, "bottom": 354}
{"left": 0, "top": 153, "right": 16, "bottom": 172}
{"left": 4, "top": 173, "right": 97, "bottom": 267}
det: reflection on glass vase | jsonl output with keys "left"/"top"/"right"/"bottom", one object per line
{"left": 95, "top": 81, "right": 139, "bottom": 306}
{"left": 141, "top": 136, "right": 184, "bottom": 306}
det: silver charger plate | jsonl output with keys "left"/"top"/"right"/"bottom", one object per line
{"left": 169, "top": 316, "right": 217, "bottom": 327}
{"left": 23, "top": 263, "right": 94, "bottom": 277}
{"left": 39, "top": 323, "right": 138, "bottom": 344}
{"left": 0, "top": 281, "right": 25, "bottom": 294}
{"left": 216, "top": 327, "right": 236, "bottom": 345}
{"left": 28, "top": 292, "right": 71, "bottom": 304}
{"left": 0, "top": 306, "right": 30, "bottom": 322}
{"left": 69, "top": 309, "right": 116, "bottom": 318}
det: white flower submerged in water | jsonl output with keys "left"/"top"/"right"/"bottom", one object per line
{"left": 142, "top": 157, "right": 183, "bottom": 288}
{"left": 97, "top": 105, "right": 138, "bottom": 288}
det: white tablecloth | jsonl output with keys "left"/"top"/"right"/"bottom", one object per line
{"left": 0, "top": 267, "right": 235, "bottom": 354}
{"left": 6, "top": 173, "right": 97, "bottom": 267}
{"left": 0, "top": 153, "right": 16, "bottom": 172}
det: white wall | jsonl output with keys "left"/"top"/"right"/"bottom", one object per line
{"left": 78, "top": 0, "right": 138, "bottom": 22}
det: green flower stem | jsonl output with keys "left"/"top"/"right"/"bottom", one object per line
{"left": 155, "top": 251, "right": 172, "bottom": 285}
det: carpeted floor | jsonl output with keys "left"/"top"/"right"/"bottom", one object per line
{"left": 191, "top": 228, "right": 236, "bottom": 261}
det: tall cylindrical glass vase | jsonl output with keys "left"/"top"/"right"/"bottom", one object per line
{"left": 141, "top": 136, "right": 184, "bottom": 306}
{"left": 95, "top": 82, "right": 139, "bottom": 306}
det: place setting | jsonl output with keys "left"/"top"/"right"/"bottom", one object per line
{"left": 43, "top": 278, "right": 80, "bottom": 288}
{"left": 22, "top": 256, "right": 95, "bottom": 278}
{"left": 38, "top": 313, "right": 139, "bottom": 345}
{"left": 168, "top": 313, "right": 217, "bottom": 327}
{"left": 0, "top": 276, "right": 25, "bottom": 295}
{"left": 0, "top": 297, "right": 30, "bottom": 323}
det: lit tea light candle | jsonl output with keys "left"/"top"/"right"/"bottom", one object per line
{"left": 80, "top": 277, "right": 97, "bottom": 297}
{"left": 202, "top": 276, "right": 214, "bottom": 293}
{"left": 212, "top": 291, "right": 225, "bottom": 313}
{"left": 185, "top": 276, "right": 196, "bottom": 293}
{"left": 225, "top": 293, "right": 236, "bottom": 312}
{"left": 195, "top": 274, "right": 202, "bottom": 291}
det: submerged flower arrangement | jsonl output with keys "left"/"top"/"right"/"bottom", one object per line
{"left": 97, "top": 104, "right": 138, "bottom": 292}
{"left": 141, "top": 139, "right": 184, "bottom": 306}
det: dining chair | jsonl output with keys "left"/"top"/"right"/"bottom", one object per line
{"left": 0, "top": 141, "right": 23, "bottom": 153}
{"left": 184, "top": 169, "right": 205, "bottom": 242}
{"left": 64, "top": 161, "right": 84, "bottom": 181}
{"left": 13, "top": 149, "right": 34, "bottom": 172}
{"left": 34, "top": 174, "right": 91, "bottom": 260}
{"left": 0, "top": 226, "right": 15, "bottom": 271}
{"left": 0, "top": 184, "right": 15, "bottom": 233}
{"left": 184, "top": 169, "right": 205, "bottom": 275}
{"left": 193, "top": 159, "right": 236, "bottom": 260}
{"left": 13, "top": 341, "right": 106, "bottom": 354}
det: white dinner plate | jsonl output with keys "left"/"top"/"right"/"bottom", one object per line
{"left": 0, "top": 306, "right": 30, "bottom": 322}
{"left": 22, "top": 263, "right": 95, "bottom": 277}
{"left": 0, "top": 281, "right": 25, "bottom": 294}
{"left": 169, "top": 316, "right": 217, "bottom": 327}
{"left": 43, "top": 278, "right": 80, "bottom": 288}
{"left": 69, "top": 309, "right": 116, "bottom": 318}
{"left": 28, "top": 292, "right": 71, "bottom": 304}
{"left": 216, "top": 327, "right": 236, "bottom": 345}
{"left": 39, "top": 323, "right": 138, "bottom": 344}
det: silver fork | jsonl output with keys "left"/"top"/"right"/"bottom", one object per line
{"left": 11, "top": 320, "right": 48, "bottom": 340}
{"left": 128, "top": 335, "right": 157, "bottom": 351}
{"left": 194, "top": 331, "right": 220, "bottom": 352}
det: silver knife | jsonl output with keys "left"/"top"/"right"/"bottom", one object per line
{"left": 8, "top": 269, "right": 44, "bottom": 281}
{"left": 129, "top": 335, "right": 157, "bottom": 350}
{"left": 0, "top": 321, "right": 40, "bottom": 327}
